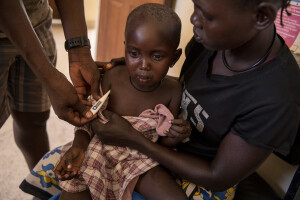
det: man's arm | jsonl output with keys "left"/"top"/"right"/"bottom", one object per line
{"left": 54, "top": 0, "right": 101, "bottom": 102}
{"left": 0, "top": 0, "right": 94, "bottom": 125}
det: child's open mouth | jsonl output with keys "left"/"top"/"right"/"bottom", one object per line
{"left": 137, "top": 75, "right": 150, "bottom": 83}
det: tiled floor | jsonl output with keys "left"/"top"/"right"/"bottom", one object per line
{"left": 0, "top": 23, "right": 97, "bottom": 200}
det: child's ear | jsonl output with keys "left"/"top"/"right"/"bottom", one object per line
{"left": 254, "top": 2, "right": 279, "bottom": 30}
{"left": 170, "top": 48, "right": 182, "bottom": 68}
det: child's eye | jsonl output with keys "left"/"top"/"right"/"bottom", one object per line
{"left": 152, "top": 54, "right": 162, "bottom": 61}
{"left": 129, "top": 50, "right": 139, "bottom": 58}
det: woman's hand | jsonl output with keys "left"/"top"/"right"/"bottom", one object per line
{"left": 160, "top": 119, "right": 191, "bottom": 147}
{"left": 91, "top": 110, "right": 141, "bottom": 147}
{"left": 96, "top": 57, "right": 125, "bottom": 79}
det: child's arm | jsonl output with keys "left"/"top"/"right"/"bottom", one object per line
{"left": 55, "top": 129, "right": 91, "bottom": 180}
{"left": 159, "top": 80, "right": 190, "bottom": 147}
{"left": 55, "top": 67, "right": 114, "bottom": 180}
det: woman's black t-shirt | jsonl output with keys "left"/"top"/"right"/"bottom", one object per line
{"left": 177, "top": 37, "right": 300, "bottom": 161}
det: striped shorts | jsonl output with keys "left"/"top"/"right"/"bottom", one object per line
{"left": 0, "top": 17, "right": 56, "bottom": 128}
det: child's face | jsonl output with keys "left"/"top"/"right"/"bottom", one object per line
{"left": 125, "top": 21, "right": 178, "bottom": 90}
{"left": 191, "top": 0, "right": 256, "bottom": 50}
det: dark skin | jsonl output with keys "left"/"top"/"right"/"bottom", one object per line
{"left": 0, "top": 0, "right": 100, "bottom": 172}
{"left": 12, "top": 111, "right": 50, "bottom": 170}
{"left": 0, "top": 0, "right": 99, "bottom": 126}
{"left": 91, "top": 0, "right": 282, "bottom": 192}
{"left": 56, "top": 20, "right": 189, "bottom": 200}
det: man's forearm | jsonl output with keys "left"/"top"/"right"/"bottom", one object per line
{"left": 54, "top": 0, "right": 88, "bottom": 39}
{"left": 0, "top": 0, "right": 58, "bottom": 83}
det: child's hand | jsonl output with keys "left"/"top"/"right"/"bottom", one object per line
{"left": 160, "top": 119, "right": 191, "bottom": 147}
{"left": 54, "top": 146, "right": 86, "bottom": 180}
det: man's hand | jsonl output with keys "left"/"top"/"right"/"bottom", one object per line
{"left": 68, "top": 47, "right": 101, "bottom": 107}
{"left": 45, "top": 70, "right": 96, "bottom": 126}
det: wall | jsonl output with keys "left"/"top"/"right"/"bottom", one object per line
{"left": 85, "top": 0, "right": 100, "bottom": 59}
{"left": 257, "top": 154, "right": 298, "bottom": 198}
{"left": 84, "top": 0, "right": 100, "bottom": 29}
{"left": 168, "top": 0, "right": 194, "bottom": 77}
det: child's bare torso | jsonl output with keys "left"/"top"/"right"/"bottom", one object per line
{"left": 102, "top": 65, "right": 181, "bottom": 117}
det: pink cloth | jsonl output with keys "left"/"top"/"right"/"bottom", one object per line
{"left": 139, "top": 104, "right": 173, "bottom": 136}
{"left": 60, "top": 104, "right": 174, "bottom": 200}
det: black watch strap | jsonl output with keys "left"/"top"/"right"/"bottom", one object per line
{"left": 64, "top": 37, "right": 90, "bottom": 51}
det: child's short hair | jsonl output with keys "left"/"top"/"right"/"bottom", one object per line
{"left": 125, "top": 3, "right": 181, "bottom": 48}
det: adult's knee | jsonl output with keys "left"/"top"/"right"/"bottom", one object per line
{"left": 11, "top": 110, "right": 50, "bottom": 129}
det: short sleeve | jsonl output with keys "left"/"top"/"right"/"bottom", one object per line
{"left": 231, "top": 102, "right": 299, "bottom": 155}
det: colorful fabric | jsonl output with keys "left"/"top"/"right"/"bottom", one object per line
{"left": 19, "top": 146, "right": 63, "bottom": 199}
{"left": 60, "top": 104, "right": 174, "bottom": 200}
{"left": 0, "top": 16, "right": 56, "bottom": 127}
{"left": 176, "top": 178, "right": 236, "bottom": 200}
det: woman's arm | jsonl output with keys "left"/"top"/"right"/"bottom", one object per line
{"left": 91, "top": 111, "right": 272, "bottom": 191}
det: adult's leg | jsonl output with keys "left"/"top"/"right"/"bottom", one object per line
{"left": 0, "top": 38, "right": 50, "bottom": 171}
{"left": 0, "top": 39, "right": 11, "bottom": 128}
{"left": 8, "top": 16, "right": 56, "bottom": 170}
{"left": 8, "top": 54, "right": 52, "bottom": 170}
{"left": 59, "top": 190, "right": 93, "bottom": 200}
{"left": 135, "top": 166, "right": 188, "bottom": 200}
{"left": 11, "top": 110, "right": 50, "bottom": 170}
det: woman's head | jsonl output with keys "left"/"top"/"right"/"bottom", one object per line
{"left": 124, "top": 4, "right": 182, "bottom": 92}
{"left": 190, "top": 0, "right": 289, "bottom": 50}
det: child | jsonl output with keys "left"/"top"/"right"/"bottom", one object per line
{"left": 55, "top": 3, "right": 189, "bottom": 200}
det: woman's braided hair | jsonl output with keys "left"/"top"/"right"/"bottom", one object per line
{"left": 280, "top": 0, "right": 291, "bottom": 26}
{"left": 238, "top": 0, "right": 291, "bottom": 26}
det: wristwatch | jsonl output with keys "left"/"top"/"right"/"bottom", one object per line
{"left": 64, "top": 37, "right": 90, "bottom": 51}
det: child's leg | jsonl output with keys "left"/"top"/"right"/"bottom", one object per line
{"left": 59, "top": 189, "right": 92, "bottom": 200}
{"left": 135, "top": 166, "right": 188, "bottom": 200}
